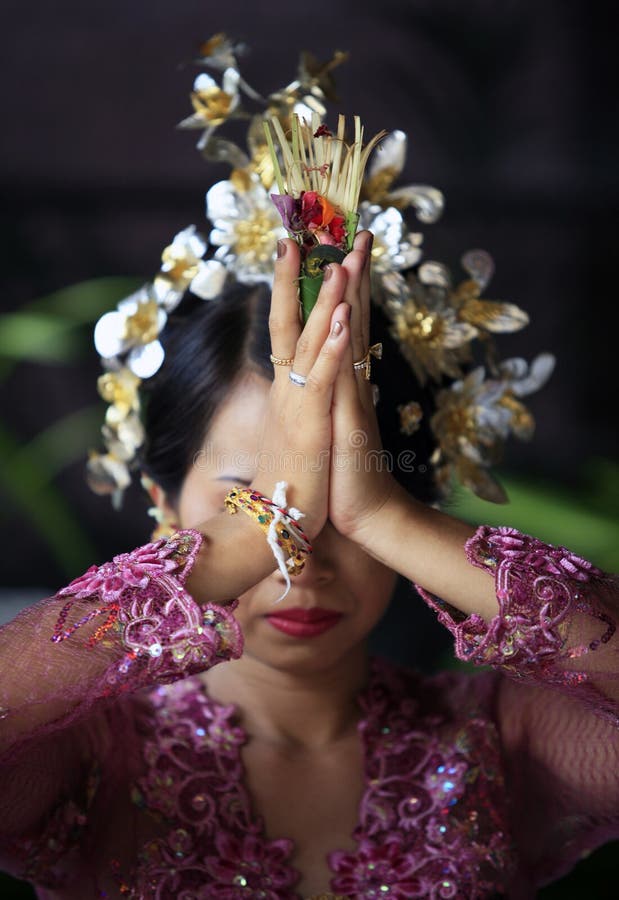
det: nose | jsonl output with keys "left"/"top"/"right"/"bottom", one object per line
{"left": 273, "top": 520, "right": 339, "bottom": 588}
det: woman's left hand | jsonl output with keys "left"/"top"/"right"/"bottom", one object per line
{"left": 328, "top": 231, "right": 399, "bottom": 541}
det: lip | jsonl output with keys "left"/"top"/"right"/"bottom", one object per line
{"left": 265, "top": 607, "right": 343, "bottom": 638}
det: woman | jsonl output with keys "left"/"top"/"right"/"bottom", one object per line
{"left": 0, "top": 234, "right": 617, "bottom": 899}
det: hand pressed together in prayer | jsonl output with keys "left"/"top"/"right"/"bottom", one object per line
{"left": 248, "top": 236, "right": 353, "bottom": 540}
{"left": 327, "top": 230, "right": 401, "bottom": 541}
{"left": 251, "top": 229, "right": 398, "bottom": 543}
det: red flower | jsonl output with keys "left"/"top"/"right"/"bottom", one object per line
{"left": 300, "top": 191, "right": 346, "bottom": 247}
{"left": 329, "top": 214, "right": 346, "bottom": 244}
{"left": 300, "top": 191, "right": 325, "bottom": 228}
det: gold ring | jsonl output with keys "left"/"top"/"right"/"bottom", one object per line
{"left": 352, "top": 343, "right": 383, "bottom": 380}
{"left": 270, "top": 354, "right": 294, "bottom": 366}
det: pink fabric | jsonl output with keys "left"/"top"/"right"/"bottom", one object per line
{"left": 0, "top": 525, "right": 617, "bottom": 899}
{"left": 416, "top": 525, "right": 619, "bottom": 726}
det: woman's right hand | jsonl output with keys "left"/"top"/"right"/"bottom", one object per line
{"left": 250, "top": 238, "right": 351, "bottom": 539}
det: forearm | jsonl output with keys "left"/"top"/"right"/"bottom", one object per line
{"left": 354, "top": 480, "right": 499, "bottom": 621}
{"left": 185, "top": 506, "right": 276, "bottom": 604}
{"left": 357, "top": 487, "right": 618, "bottom": 719}
{"left": 0, "top": 516, "right": 272, "bottom": 760}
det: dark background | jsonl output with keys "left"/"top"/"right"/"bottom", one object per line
{"left": 1, "top": 0, "right": 617, "bottom": 587}
{"left": 1, "top": 0, "right": 618, "bottom": 590}
{"left": 0, "top": 0, "right": 617, "bottom": 896}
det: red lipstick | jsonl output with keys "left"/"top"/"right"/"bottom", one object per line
{"left": 265, "top": 607, "right": 342, "bottom": 638}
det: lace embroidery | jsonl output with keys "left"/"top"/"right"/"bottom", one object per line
{"left": 416, "top": 526, "right": 617, "bottom": 714}
{"left": 50, "top": 530, "right": 243, "bottom": 688}
{"left": 461, "top": 526, "right": 614, "bottom": 667}
{"left": 122, "top": 661, "right": 516, "bottom": 898}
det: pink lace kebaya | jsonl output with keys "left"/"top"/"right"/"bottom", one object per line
{"left": 0, "top": 525, "right": 617, "bottom": 898}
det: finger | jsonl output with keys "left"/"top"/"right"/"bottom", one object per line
{"left": 292, "top": 263, "right": 348, "bottom": 376}
{"left": 301, "top": 302, "right": 351, "bottom": 417}
{"left": 269, "top": 239, "right": 302, "bottom": 378}
{"left": 344, "top": 234, "right": 375, "bottom": 411}
{"left": 333, "top": 334, "right": 381, "bottom": 452}
{"left": 334, "top": 304, "right": 376, "bottom": 420}
{"left": 351, "top": 232, "right": 377, "bottom": 409}
{"left": 359, "top": 231, "right": 372, "bottom": 348}
{"left": 342, "top": 244, "right": 367, "bottom": 364}
{"left": 332, "top": 311, "right": 365, "bottom": 418}
{"left": 351, "top": 230, "right": 372, "bottom": 353}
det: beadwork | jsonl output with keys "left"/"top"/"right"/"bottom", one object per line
{"left": 224, "top": 485, "right": 312, "bottom": 577}
{"left": 4, "top": 523, "right": 616, "bottom": 896}
{"left": 118, "top": 660, "right": 516, "bottom": 898}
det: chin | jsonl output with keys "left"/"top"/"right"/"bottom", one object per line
{"left": 241, "top": 629, "right": 369, "bottom": 677}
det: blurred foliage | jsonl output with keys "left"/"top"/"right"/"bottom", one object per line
{"left": 0, "top": 278, "right": 141, "bottom": 374}
{"left": 450, "top": 460, "right": 619, "bottom": 571}
{"left": 0, "top": 278, "right": 142, "bottom": 574}
{"left": 0, "top": 278, "right": 617, "bottom": 895}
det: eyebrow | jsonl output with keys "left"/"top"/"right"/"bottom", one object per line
{"left": 214, "top": 475, "right": 252, "bottom": 485}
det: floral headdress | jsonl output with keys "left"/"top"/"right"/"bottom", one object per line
{"left": 89, "top": 34, "right": 554, "bottom": 509}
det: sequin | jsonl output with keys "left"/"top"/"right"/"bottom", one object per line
{"left": 10, "top": 524, "right": 614, "bottom": 895}
{"left": 416, "top": 525, "right": 616, "bottom": 724}
{"left": 191, "top": 793, "right": 208, "bottom": 811}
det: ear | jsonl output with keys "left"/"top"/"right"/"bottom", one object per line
{"left": 141, "top": 473, "right": 179, "bottom": 525}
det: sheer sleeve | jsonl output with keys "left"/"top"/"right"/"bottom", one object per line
{"left": 0, "top": 529, "right": 243, "bottom": 760}
{"left": 415, "top": 525, "right": 619, "bottom": 887}
{"left": 0, "top": 529, "right": 243, "bottom": 879}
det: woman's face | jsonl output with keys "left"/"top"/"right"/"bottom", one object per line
{"left": 175, "top": 369, "right": 397, "bottom": 676}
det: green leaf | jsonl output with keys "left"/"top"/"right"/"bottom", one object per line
{"left": 0, "top": 414, "right": 99, "bottom": 576}
{"left": 0, "top": 313, "right": 83, "bottom": 362}
{"left": 27, "top": 276, "right": 143, "bottom": 323}
{"left": 9, "top": 405, "right": 103, "bottom": 479}
{"left": 0, "top": 276, "right": 143, "bottom": 375}
{"left": 448, "top": 468, "right": 619, "bottom": 571}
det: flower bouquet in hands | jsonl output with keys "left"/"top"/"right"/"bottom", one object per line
{"left": 264, "top": 112, "right": 386, "bottom": 323}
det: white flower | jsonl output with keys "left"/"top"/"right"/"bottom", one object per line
{"left": 207, "top": 177, "right": 286, "bottom": 284}
{"left": 153, "top": 225, "right": 209, "bottom": 311}
{"left": 364, "top": 130, "right": 444, "bottom": 224}
{"left": 432, "top": 354, "right": 555, "bottom": 476}
{"left": 382, "top": 271, "right": 477, "bottom": 385}
{"left": 195, "top": 34, "right": 243, "bottom": 71}
{"left": 358, "top": 203, "right": 423, "bottom": 275}
{"left": 498, "top": 353, "right": 556, "bottom": 397}
{"left": 86, "top": 451, "right": 131, "bottom": 498}
{"left": 178, "top": 68, "right": 241, "bottom": 150}
{"left": 189, "top": 259, "right": 228, "bottom": 300}
{"left": 102, "top": 412, "right": 145, "bottom": 462}
{"left": 94, "top": 286, "right": 167, "bottom": 379}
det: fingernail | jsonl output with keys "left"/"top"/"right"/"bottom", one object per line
{"left": 323, "top": 264, "right": 334, "bottom": 281}
{"left": 331, "top": 319, "right": 343, "bottom": 337}
{"left": 277, "top": 239, "right": 287, "bottom": 259}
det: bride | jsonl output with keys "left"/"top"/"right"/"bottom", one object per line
{"left": 0, "top": 232, "right": 617, "bottom": 898}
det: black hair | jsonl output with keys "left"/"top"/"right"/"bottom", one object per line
{"left": 140, "top": 280, "right": 439, "bottom": 506}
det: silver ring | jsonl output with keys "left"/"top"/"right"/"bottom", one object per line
{"left": 288, "top": 370, "right": 307, "bottom": 387}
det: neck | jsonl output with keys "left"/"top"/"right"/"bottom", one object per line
{"left": 202, "top": 644, "right": 369, "bottom": 750}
